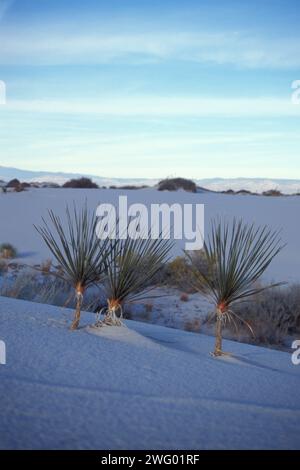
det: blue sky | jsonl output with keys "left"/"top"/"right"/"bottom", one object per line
{"left": 0, "top": 0, "right": 300, "bottom": 179}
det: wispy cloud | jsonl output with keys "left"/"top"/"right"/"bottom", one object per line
{"left": 4, "top": 96, "right": 300, "bottom": 117}
{"left": 1, "top": 27, "right": 300, "bottom": 68}
{"left": 23, "top": 131, "right": 291, "bottom": 153}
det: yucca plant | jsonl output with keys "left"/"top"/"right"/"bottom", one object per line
{"left": 188, "top": 219, "right": 284, "bottom": 356}
{"left": 96, "top": 234, "right": 173, "bottom": 326}
{"left": 35, "top": 204, "right": 110, "bottom": 330}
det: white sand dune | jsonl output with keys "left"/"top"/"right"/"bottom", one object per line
{"left": 0, "top": 296, "right": 299, "bottom": 449}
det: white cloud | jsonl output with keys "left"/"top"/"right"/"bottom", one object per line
{"left": 4, "top": 95, "right": 300, "bottom": 117}
{"left": 0, "top": 27, "right": 300, "bottom": 68}
{"left": 22, "top": 132, "right": 289, "bottom": 157}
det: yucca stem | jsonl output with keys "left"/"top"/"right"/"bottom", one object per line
{"left": 214, "top": 309, "right": 223, "bottom": 356}
{"left": 102, "top": 300, "right": 123, "bottom": 326}
{"left": 70, "top": 288, "right": 84, "bottom": 330}
{"left": 104, "top": 308, "right": 123, "bottom": 326}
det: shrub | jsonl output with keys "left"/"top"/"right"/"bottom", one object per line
{"left": 184, "top": 318, "right": 201, "bottom": 333}
{"left": 262, "top": 189, "right": 283, "bottom": 197}
{"left": 0, "top": 243, "right": 17, "bottom": 259}
{"left": 221, "top": 189, "right": 235, "bottom": 195}
{"left": 0, "top": 270, "right": 71, "bottom": 305}
{"left": 14, "top": 183, "right": 27, "bottom": 192}
{"left": 62, "top": 177, "right": 99, "bottom": 189}
{"left": 0, "top": 260, "right": 8, "bottom": 274}
{"left": 6, "top": 178, "right": 20, "bottom": 188}
{"left": 157, "top": 177, "right": 197, "bottom": 193}
{"left": 163, "top": 256, "right": 194, "bottom": 289}
{"left": 222, "top": 189, "right": 257, "bottom": 196}
{"left": 236, "top": 189, "right": 256, "bottom": 196}
{"left": 118, "top": 185, "right": 149, "bottom": 190}
{"left": 0, "top": 271, "right": 38, "bottom": 300}
{"left": 159, "top": 251, "right": 212, "bottom": 292}
{"left": 0, "top": 266, "right": 104, "bottom": 313}
{"left": 231, "top": 286, "right": 300, "bottom": 345}
{"left": 40, "top": 259, "right": 52, "bottom": 274}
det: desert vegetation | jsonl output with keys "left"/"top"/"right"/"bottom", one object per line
{"left": 62, "top": 177, "right": 99, "bottom": 189}
{"left": 34, "top": 204, "right": 110, "bottom": 329}
{"left": 157, "top": 177, "right": 197, "bottom": 193}
{"left": 221, "top": 189, "right": 258, "bottom": 196}
{"left": 0, "top": 206, "right": 293, "bottom": 356}
{"left": 1, "top": 263, "right": 298, "bottom": 350}
{"left": 229, "top": 285, "right": 300, "bottom": 346}
{"left": 262, "top": 189, "right": 283, "bottom": 197}
{"left": 34, "top": 205, "right": 173, "bottom": 329}
{"left": 156, "top": 251, "right": 213, "bottom": 292}
{"left": 0, "top": 243, "right": 17, "bottom": 259}
{"left": 1, "top": 174, "right": 300, "bottom": 195}
{"left": 187, "top": 219, "right": 284, "bottom": 356}
{"left": 6, "top": 178, "right": 21, "bottom": 189}
{"left": 95, "top": 235, "right": 173, "bottom": 326}
{"left": 117, "top": 184, "right": 149, "bottom": 190}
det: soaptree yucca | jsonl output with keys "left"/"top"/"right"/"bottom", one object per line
{"left": 97, "top": 234, "right": 173, "bottom": 326}
{"left": 189, "top": 219, "right": 284, "bottom": 356}
{"left": 35, "top": 204, "right": 109, "bottom": 330}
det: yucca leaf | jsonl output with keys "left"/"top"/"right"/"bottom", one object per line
{"left": 103, "top": 231, "right": 174, "bottom": 305}
{"left": 190, "top": 218, "right": 285, "bottom": 307}
{"left": 34, "top": 202, "right": 110, "bottom": 290}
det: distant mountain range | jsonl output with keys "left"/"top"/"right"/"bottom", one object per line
{"left": 0, "top": 165, "right": 157, "bottom": 188}
{"left": 0, "top": 165, "right": 299, "bottom": 194}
